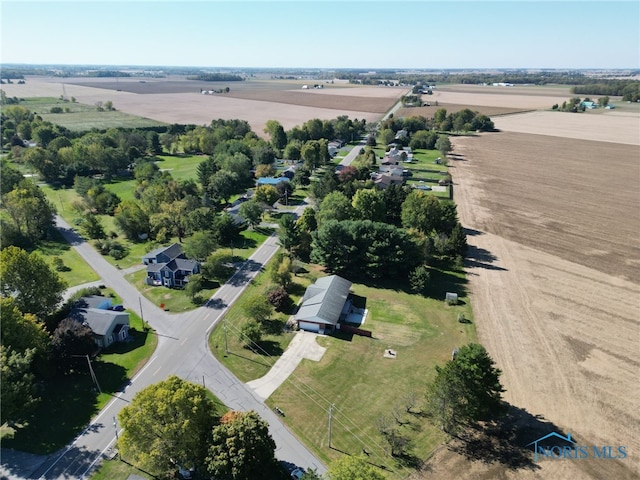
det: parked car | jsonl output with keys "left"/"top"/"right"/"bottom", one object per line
{"left": 291, "top": 467, "right": 305, "bottom": 479}
{"left": 112, "top": 304, "right": 125, "bottom": 311}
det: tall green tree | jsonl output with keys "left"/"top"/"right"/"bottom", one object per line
{"left": 243, "top": 295, "right": 273, "bottom": 323}
{"left": 277, "top": 213, "right": 299, "bottom": 254}
{"left": 118, "top": 376, "right": 219, "bottom": 478}
{"left": 207, "top": 411, "right": 281, "bottom": 480}
{"left": 351, "top": 188, "right": 385, "bottom": 222}
{"left": 239, "top": 200, "right": 263, "bottom": 229}
{"left": 401, "top": 190, "right": 443, "bottom": 235}
{"left": 317, "top": 191, "right": 354, "bottom": 226}
{"left": 114, "top": 199, "right": 150, "bottom": 240}
{"left": 1, "top": 246, "right": 67, "bottom": 318}
{"left": 3, "top": 179, "right": 56, "bottom": 243}
{"left": 0, "top": 297, "right": 51, "bottom": 361}
{"left": 425, "top": 343, "right": 505, "bottom": 434}
{"left": 0, "top": 346, "right": 39, "bottom": 425}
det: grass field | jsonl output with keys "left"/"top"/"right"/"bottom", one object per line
{"left": 20, "top": 97, "right": 166, "bottom": 131}
{"left": 37, "top": 229, "right": 100, "bottom": 287}
{"left": 265, "top": 266, "right": 475, "bottom": 476}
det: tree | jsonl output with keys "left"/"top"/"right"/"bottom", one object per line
{"left": 425, "top": 343, "right": 505, "bottom": 434}
{"left": 239, "top": 200, "right": 263, "bottom": 229}
{"left": 328, "top": 454, "right": 387, "bottom": 480}
{"left": 0, "top": 346, "right": 39, "bottom": 425}
{"left": 0, "top": 158, "right": 26, "bottom": 196}
{"left": 278, "top": 213, "right": 299, "bottom": 254}
{"left": 239, "top": 320, "right": 263, "bottom": 346}
{"left": 118, "top": 376, "right": 218, "bottom": 478}
{"left": 207, "top": 410, "right": 280, "bottom": 480}
{"left": 3, "top": 179, "right": 56, "bottom": 243}
{"left": 243, "top": 295, "right": 273, "bottom": 323}
{"left": 183, "top": 230, "right": 218, "bottom": 262}
{"left": 185, "top": 274, "right": 204, "bottom": 302}
{"left": 317, "top": 191, "right": 354, "bottom": 225}
{"left": 435, "top": 135, "right": 452, "bottom": 157}
{"left": 114, "top": 200, "right": 150, "bottom": 240}
{"left": 79, "top": 213, "right": 106, "bottom": 240}
{"left": 1, "top": 297, "right": 51, "bottom": 362}
{"left": 202, "top": 252, "right": 235, "bottom": 283}
{"left": 401, "top": 190, "right": 443, "bottom": 235}
{"left": 266, "top": 285, "right": 290, "bottom": 312}
{"left": 253, "top": 185, "right": 280, "bottom": 207}
{"left": 270, "top": 255, "right": 292, "bottom": 289}
{"left": 409, "top": 265, "right": 431, "bottom": 293}
{"left": 51, "top": 318, "right": 96, "bottom": 366}
{"left": 351, "top": 188, "right": 385, "bottom": 222}
{"left": 1, "top": 246, "right": 67, "bottom": 318}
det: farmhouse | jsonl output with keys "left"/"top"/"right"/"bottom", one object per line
{"left": 143, "top": 243, "right": 200, "bottom": 288}
{"left": 295, "top": 275, "right": 352, "bottom": 333}
{"left": 69, "top": 295, "right": 130, "bottom": 348}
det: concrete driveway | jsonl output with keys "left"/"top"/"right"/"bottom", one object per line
{"left": 247, "top": 331, "right": 326, "bottom": 400}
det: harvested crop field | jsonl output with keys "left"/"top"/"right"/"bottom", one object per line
{"left": 432, "top": 125, "right": 640, "bottom": 479}
{"left": 2, "top": 76, "right": 397, "bottom": 132}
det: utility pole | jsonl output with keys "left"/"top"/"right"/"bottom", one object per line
{"left": 139, "top": 296, "right": 146, "bottom": 330}
{"left": 223, "top": 317, "right": 229, "bottom": 355}
{"left": 73, "top": 354, "right": 101, "bottom": 393}
{"left": 328, "top": 403, "right": 335, "bottom": 448}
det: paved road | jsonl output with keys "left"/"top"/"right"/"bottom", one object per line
{"left": 2, "top": 216, "right": 326, "bottom": 480}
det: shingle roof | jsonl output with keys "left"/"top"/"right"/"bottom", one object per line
{"left": 295, "top": 275, "right": 352, "bottom": 326}
{"left": 70, "top": 308, "right": 128, "bottom": 336}
{"left": 143, "top": 243, "right": 183, "bottom": 261}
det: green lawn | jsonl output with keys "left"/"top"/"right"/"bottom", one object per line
{"left": 208, "top": 256, "right": 311, "bottom": 382}
{"left": 262, "top": 265, "right": 475, "bottom": 477}
{"left": 2, "top": 315, "right": 158, "bottom": 454}
{"left": 20, "top": 97, "right": 166, "bottom": 132}
{"left": 36, "top": 229, "right": 100, "bottom": 287}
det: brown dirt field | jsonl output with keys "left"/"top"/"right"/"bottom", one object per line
{"left": 422, "top": 130, "right": 640, "bottom": 480}
{"left": 223, "top": 89, "right": 395, "bottom": 113}
{"left": 493, "top": 111, "right": 640, "bottom": 145}
{"left": 426, "top": 88, "right": 570, "bottom": 110}
{"left": 0, "top": 77, "right": 387, "bottom": 132}
{"left": 396, "top": 104, "right": 528, "bottom": 119}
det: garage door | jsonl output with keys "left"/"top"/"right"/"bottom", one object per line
{"left": 298, "top": 321, "right": 320, "bottom": 333}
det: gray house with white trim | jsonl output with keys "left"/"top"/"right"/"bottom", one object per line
{"left": 70, "top": 295, "right": 130, "bottom": 348}
{"left": 295, "top": 275, "right": 352, "bottom": 333}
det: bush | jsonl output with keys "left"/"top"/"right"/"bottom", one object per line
{"left": 50, "top": 106, "right": 63, "bottom": 114}
{"left": 266, "top": 286, "right": 290, "bottom": 312}
{"left": 52, "top": 256, "right": 66, "bottom": 272}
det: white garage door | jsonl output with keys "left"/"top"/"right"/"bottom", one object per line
{"left": 298, "top": 321, "right": 320, "bottom": 333}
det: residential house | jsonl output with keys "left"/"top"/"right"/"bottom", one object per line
{"left": 70, "top": 295, "right": 130, "bottom": 348}
{"left": 143, "top": 243, "right": 200, "bottom": 288}
{"left": 373, "top": 173, "right": 405, "bottom": 189}
{"left": 295, "top": 275, "right": 352, "bottom": 333}
{"left": 256, "top": 177, "right": 290, "bottom": 187}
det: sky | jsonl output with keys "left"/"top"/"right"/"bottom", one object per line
{"left": 1, "top": 1, "right": 639, "bottom": 70}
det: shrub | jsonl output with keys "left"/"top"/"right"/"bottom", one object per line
{"left": 266, "top": 286, "right": 290, "bottom": 312}
{"left": 52, "top": 256, "right": 66, "bottom": 272}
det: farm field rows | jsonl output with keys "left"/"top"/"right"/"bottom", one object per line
{"left": 436, "top": 125, "right": 640, "bottom": 479}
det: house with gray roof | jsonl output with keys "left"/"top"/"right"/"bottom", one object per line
{"left": 70, "top": 295, "right": 130, "bottom": 348}
{"left": 295, "top": 275, "right": 352, "bottom": 333}
{"left": 143, "top": 243, "right": 200, "bottom": 288}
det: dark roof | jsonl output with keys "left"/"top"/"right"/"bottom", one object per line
{"left": 295, "top": 275, "right": 352, "bottom": 326}
{"left": 74, "top": 295, "right": 112, "bottom": 310}
{"left": 143, "top": 243, "right": 183, "bottom": 261}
